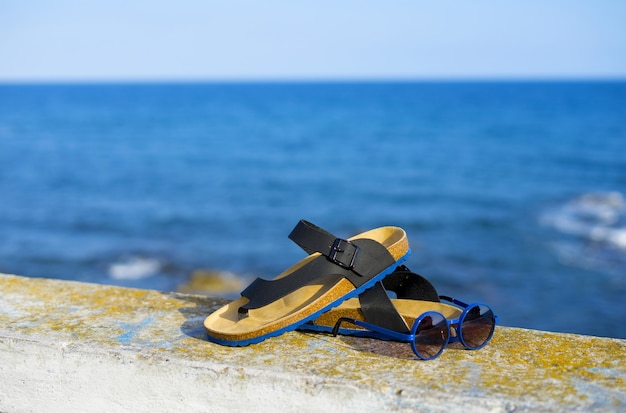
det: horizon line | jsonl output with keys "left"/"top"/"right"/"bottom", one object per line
{"left": 1, "top": 75, "right": 626, "bottom": 85}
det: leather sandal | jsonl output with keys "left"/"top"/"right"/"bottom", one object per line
{"left": 204, "top": 220, "right": 410, "bottom": 346}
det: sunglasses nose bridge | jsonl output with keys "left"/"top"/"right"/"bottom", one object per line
{"left": 448, "top": 321, "right": 460, "bottom": 338}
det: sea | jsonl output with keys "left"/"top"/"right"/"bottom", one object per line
{"left": 0, "top": 81, "right": 624, "bottom": 339}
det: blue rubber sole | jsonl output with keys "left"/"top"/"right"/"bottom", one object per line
{"left": 206, "top": 249, "right": 411, "bottom": 347}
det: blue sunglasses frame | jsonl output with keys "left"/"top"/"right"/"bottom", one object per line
{"left": 332, "top": 296, "right": 498, "bottom": 360}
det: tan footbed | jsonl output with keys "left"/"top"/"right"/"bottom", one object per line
{"left": 310, "top": 298, "right": 463, "bottom": 331}
{"left": 204, "top": 226, "right": 409, "bottom": 343}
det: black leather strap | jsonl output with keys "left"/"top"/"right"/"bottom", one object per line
{"left": 288, "top": 220, "right": 383, "bottom": 276}
{"left": 288, "top": 220, "right": 336, "bottom": 256}
{"left": 357, "top": 265, "right": 440, "bottom": 333}
{"left": 382, "top": 265, "right": 440, "bottom": 302}
{"left": 359, "top": 282, "right": 411, "bottom": 334}
{"left": 238, "top": 220, "right": 396, "bottom": 317}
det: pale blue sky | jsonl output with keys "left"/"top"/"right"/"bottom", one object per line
{"left": 1, "top": 1, "right": 625, "bottom": 81}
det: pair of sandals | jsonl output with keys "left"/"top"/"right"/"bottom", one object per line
{"left": 204, "top": 220, "right": 497, "bottom": 359}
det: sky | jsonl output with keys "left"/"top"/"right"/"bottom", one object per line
{"left": 1, "top": 1, "right": 625, "bottom": 82}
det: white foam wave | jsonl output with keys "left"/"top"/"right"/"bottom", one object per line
{"left": 540, "top": 191, "right": 626, "bottom": 250}
{"left": 108, "top": 257, "right": 161, "bottom": 280}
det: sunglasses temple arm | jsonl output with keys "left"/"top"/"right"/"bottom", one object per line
{"left": 441, "top": 296, "right": 499, "bottom": 325}
{"left": 332, "top": 317, "right": 414, "bottom": 342}
{"left": 332, "top": 317, "right": 356, "bottom": 336}
{"left": 332, "top": 317, "right": 394, "bottom": 337}
{"left": 439, "top": 295, "right": 470, "bottom": 308}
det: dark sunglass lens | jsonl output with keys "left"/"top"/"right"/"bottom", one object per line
{"left": 461, "top": 305, "right": 495, "bottom": 349}
{"left": 413, "top": 312, "right": 449, "bottom": 360}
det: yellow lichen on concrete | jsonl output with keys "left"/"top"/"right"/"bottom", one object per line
{"left": 476, "top": 327, "right": 626, "bottom": 405}
{"left": 1, "top": 273, "right": 625, "bottom": 412}
{"left": 300, "top": 328, "right": 625, "bottom": 408}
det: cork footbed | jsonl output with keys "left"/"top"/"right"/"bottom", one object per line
{"left": 309, "top": 298, "right": 463, "bottom": 332}
{"left": 204, "top": 226, "right": 409, "bottom": 345}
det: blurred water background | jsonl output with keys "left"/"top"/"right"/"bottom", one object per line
{"left": 0, "top": 81, "right": 624, "bottom": 338}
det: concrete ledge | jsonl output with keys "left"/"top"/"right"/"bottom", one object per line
{"left": 1, "top": 273, "right": 624, "bottom": 413}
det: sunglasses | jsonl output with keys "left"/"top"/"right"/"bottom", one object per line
{"left": 331, "top": 296, "right": 497, "bottom": 360}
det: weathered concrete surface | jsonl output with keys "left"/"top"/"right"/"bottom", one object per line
{"left": 0, "top": 273, "right": 624, "bottom": 413}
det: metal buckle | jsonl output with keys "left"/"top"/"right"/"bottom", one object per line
{"left": 328, "top": 238, "right": 360, "bottom": 270}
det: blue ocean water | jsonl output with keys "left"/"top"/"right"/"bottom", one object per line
{"left": 0, "top": 82, "right": 625, "bottom": 338}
